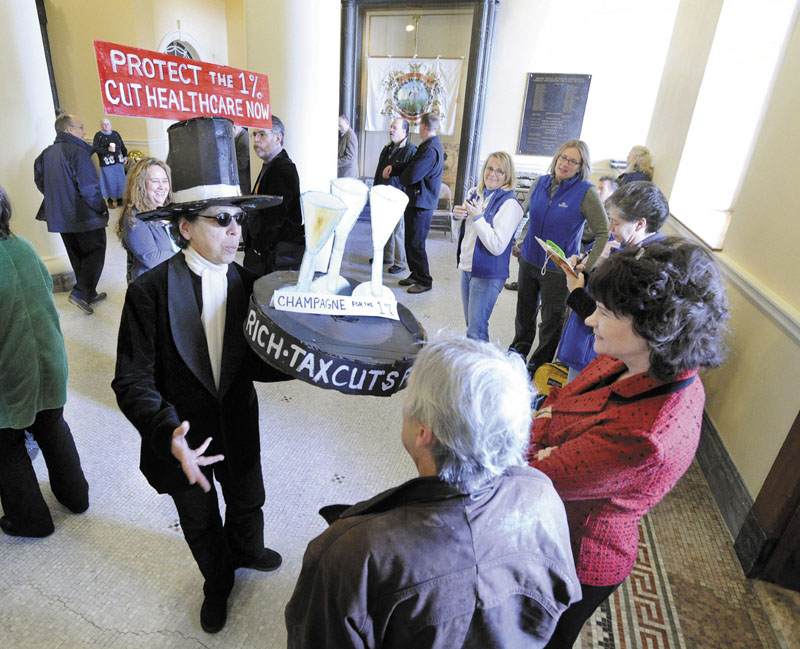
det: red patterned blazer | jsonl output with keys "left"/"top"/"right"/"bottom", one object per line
{"left": 529, "top": 354, "right": 703, "bottom": 586}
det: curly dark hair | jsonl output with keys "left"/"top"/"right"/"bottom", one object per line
{"left": 588, "top": 237, "right": 729, "bottom": 382}
{"left": 0, "top": 185, "right": 12, "bottom": 240}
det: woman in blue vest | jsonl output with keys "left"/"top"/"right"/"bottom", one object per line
{"left": 510, "top": 140, "right": 609, "bottom": 375}
{"left": 558, "top": 181, "right": 669, "bottom": 381}
{"left": 453, "top": 152, "right": 523, "bottom": 341}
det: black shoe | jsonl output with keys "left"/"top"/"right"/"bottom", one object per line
{"left": 0, "top": 516, "right": 54, "bottom": 538}
{"left": 407, "top": 284, "right": 432, "bottom": 294}
{"left": 67, "top": 294, "right": 93, "bottom": 315}
{"left": 107, "top": 199, "right": 114, "bottom": 209}
{"left": 235, "top": 547, "right": 282, "bottom": 572}
{"left": 116, "top": 199, "right": 123, "bottom": 207}
{"left": 398, "top": 276, "right": 415, "bottom": 286}
{"left": 200, "top": 594, "right": 228, "bottom": 633}
{"left": 88, "top": 291, "right": 107, "bottom": 304}
{"left": 387, "top": 265, "right": 405, "bottom": 275}
{"left": 504, "top": 281, "right": 518, "bottom": 291}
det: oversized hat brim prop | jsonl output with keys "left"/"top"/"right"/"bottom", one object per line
{"left": 138, "top": 193, "right": 282, "bottom": 221}
{"left": 137, "top": 115, "right": 281, "bottom": 221}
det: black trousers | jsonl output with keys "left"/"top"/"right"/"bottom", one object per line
{"left": 0, "top": 407, "right": 89, "bottom": 536}
{"left": 403, "top": 206, "right": 433, "bottom": 287}
{"left": 545, "top": 582, "right": 621, "bottom": 648}
{"left": 510, "top": 256, "right": 569, "bottom": 375}
{"left": 170, "top": 459, "right": 266, "bottom": 599}
{"left": 60, "top": 228, "right": 107, "bottom": 301}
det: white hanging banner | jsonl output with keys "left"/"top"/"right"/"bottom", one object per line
{"left": 365, "top": 57, "right": 462, "bottom": 135}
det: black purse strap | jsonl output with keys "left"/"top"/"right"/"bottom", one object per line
{"left": 609, "top": 375, "right": 696, "bottom": 404}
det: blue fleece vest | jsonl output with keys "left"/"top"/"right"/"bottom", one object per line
{"left": 520, "top": 174, "right": 592, "bottom": 269}
{"left": 558, "top": 230, "right": 667, "bottom": 371}
{"left": 456, "top": 188, "right": 517, "bottom": 279}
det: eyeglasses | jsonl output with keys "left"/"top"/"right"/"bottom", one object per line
{"left": 197, "top": 212, "right": 248, "bottom": 227}
{"left": 558, "top": 154, "right": 582, "bottom": 167}
{"left": 485, "top": 165, "right": 506, "bottom": 176}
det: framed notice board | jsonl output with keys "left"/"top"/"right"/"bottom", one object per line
{"left": 517, "top": 73, "right": 591, "bottom": 156}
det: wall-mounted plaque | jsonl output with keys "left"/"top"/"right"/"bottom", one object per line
{"left": 517, "top": 73, "right": 591, "bottom": 156}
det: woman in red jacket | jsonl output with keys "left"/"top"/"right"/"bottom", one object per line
{"left": 529, "top": 238, "right": 729, "bottom": 648}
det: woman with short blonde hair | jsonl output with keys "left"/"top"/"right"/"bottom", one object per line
{"left": 618, "top": 145, "right": 654, "bottom": 184}
{"left": 453, "top": 151, "right": 523, "bottom": 341}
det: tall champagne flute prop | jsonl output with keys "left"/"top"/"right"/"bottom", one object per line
{"left": 312, "top": 177, "right": 369, "bottom": 295}
{"left": 352, "top": 184, "right": 408, "bottom": 300}
{"left": 287, "top": 191, "right": 347, "bottom": 294}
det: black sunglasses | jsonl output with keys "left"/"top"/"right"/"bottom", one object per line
{"left": 196, "top": 211, "right": 248, "bottom": 227}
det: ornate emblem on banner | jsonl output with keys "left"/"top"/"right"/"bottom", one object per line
{"left": 381, "top": 62, "right": 444, "bottom": 123}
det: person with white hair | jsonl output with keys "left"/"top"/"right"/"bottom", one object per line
{"left": 93, "top": 117, "right": 128, "bottom": 208}
{"left": 286, "top": 336, "right": 580, "bottom": 649}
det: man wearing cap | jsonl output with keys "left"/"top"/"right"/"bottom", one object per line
{"left": 112, "top": 117, "right": 290, "bottom": 635}
{"left": 245, "top": 115, "right": 303, "bottom": 275}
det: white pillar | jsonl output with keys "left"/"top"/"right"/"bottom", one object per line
{"left": 244, "top": 0, "right": 342, "bottom": 271}
{"left": 0, "top": 1, "right": 72, "bottom": 280}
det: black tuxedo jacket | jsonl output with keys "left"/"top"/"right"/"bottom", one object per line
{"left": 249, "top": 149, "right": 303, "bottom": 254}
{"left": 112, "top": 254, "right": 289, "bottom": 494}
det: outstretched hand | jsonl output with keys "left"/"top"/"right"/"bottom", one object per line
{"left": 170, "top": 421, "right": 225, "bottom": 492}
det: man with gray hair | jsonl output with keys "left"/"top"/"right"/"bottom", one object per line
{"left": 244, "top": 115, "right": 303, "bottom": 275}
{"left": 286, "top": 336, "right": 580, "bottom": 648}
{"left": 34, "top": 113, "right": 109, "bottom": 314}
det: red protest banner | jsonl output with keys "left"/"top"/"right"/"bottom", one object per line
{"left": 93, "top": 40, "right": 271, "bottom": 129}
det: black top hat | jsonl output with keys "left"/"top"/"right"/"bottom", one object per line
{"left": 138, "top": 116, "right": 280, "bottom": 221}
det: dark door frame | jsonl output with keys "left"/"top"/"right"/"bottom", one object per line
{"left": 736, "top": 408, "right": 800, "bottom": 590}
{"left": 340, "top": 0, "right": 500, "bottom": 201}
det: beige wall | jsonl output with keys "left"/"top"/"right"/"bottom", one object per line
{"left": 695, "top": 9, "right": 800, "bottom": 495}
{"left": 646, "top": 0, "right": 723, "bottom": 197}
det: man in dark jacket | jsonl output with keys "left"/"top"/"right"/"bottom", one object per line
{"left": 374, "top": 118, "right": 417, "bottom": 274}
{"left": 34, "top": 113, "right": 109, "bottom": 314}
{"left": 286, "top": 336, "right": 580, "bottom": 648}
{"left": 244, "top": 115, "right": 303, "bottom": 276}
{"left": 385, "top": 112, "right": 444, "bottom": 293}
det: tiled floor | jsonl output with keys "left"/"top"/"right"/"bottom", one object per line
{"left": 1, "top": 214, "right": 798, "bottom": 648}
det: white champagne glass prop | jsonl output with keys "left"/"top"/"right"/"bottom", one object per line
{"left": 312, "top": 177, "right": 369, "bottom": 295}
{"left": 352, "top": 184, "right": 409, "bottom": 300}
{"left": 288, "top": 191, "right": 347, "bottom": 294}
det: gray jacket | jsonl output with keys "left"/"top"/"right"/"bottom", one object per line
{"left": 286, "top": 465, "right": 580, "bottom": 648}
